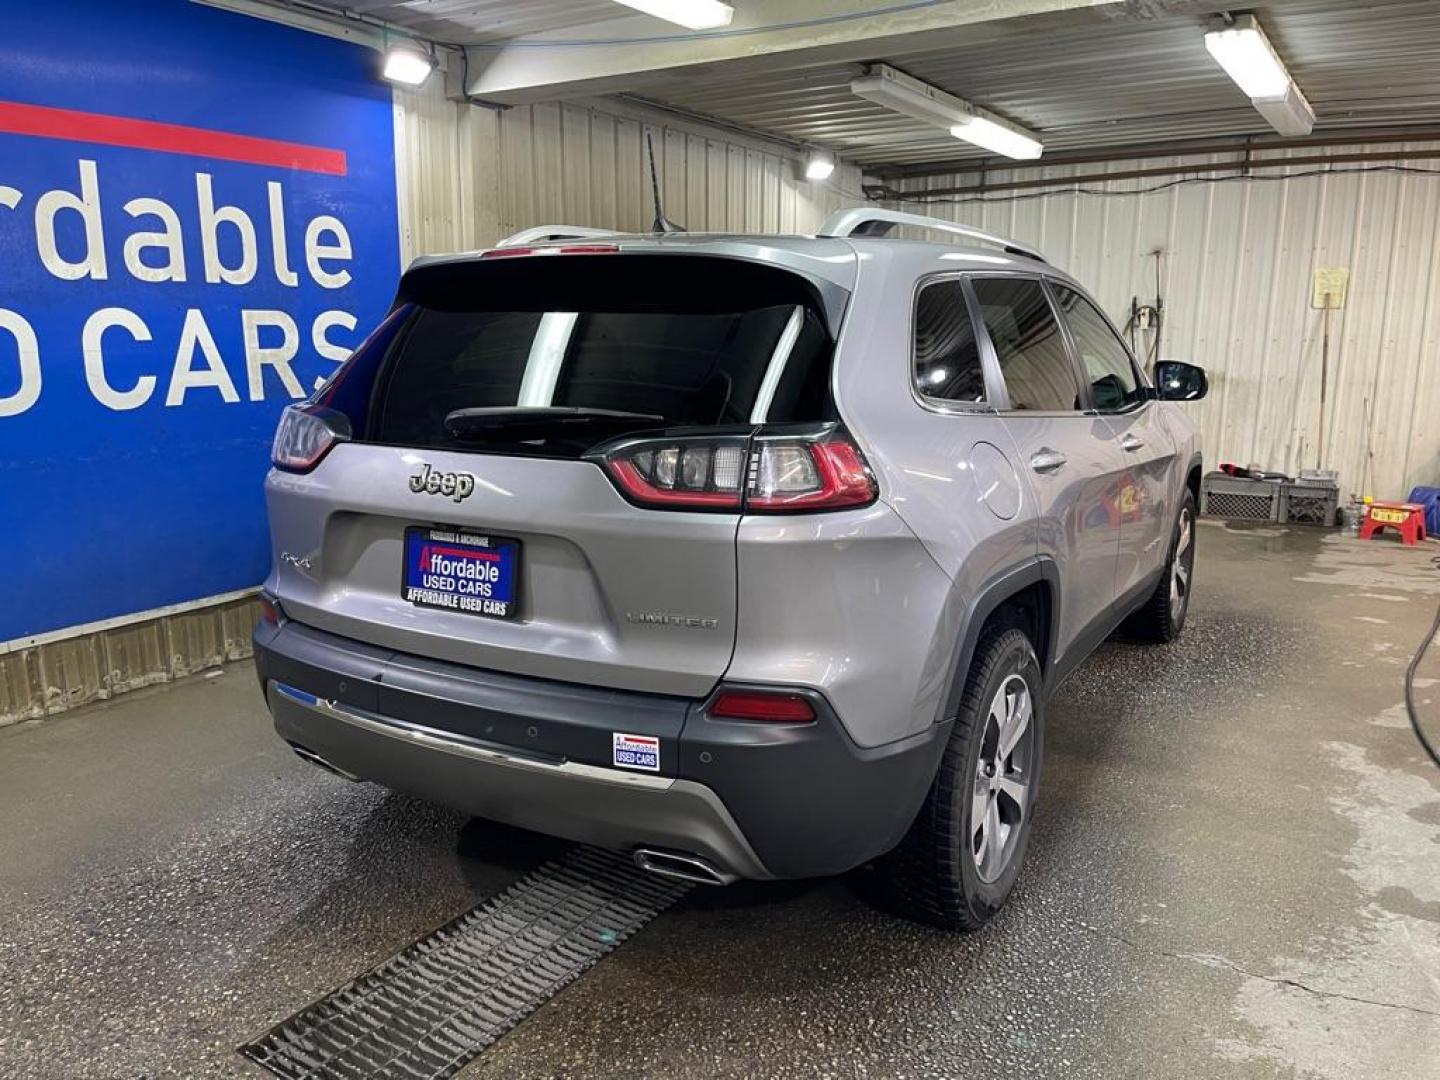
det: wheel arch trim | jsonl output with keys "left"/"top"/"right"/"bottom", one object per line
{"left": 939, "top": 558, "right": 1060, "bottom": 723}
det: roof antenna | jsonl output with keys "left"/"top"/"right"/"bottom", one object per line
{"left": 647, "top": 132, "right": 684, "bottom": 234}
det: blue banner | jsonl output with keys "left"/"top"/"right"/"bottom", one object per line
{"left": 0, "top": 0, "right": 399, "bottom": 641}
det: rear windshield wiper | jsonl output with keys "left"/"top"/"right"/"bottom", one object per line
{"left": 443, "top": 406, "right": 665, "bottom": 441}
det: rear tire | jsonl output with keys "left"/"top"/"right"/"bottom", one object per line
{"left": 1125, "top": 490, "right": 1197, "bottom": 643}
{"left": 879, "top": 627, "right": 1044, "bottom": 931}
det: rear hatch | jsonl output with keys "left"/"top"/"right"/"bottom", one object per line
{"left": 264, "top": 249, "right": 847, "bottom": 697}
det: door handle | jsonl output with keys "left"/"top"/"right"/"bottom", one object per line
{"left": 1029, "top": 448, "right": 1067, "bottom": 473}
{"left": 1120, "top": 433, "right": 1145, "bottom": 452}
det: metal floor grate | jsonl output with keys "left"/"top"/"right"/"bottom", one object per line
{"left": 242, "top": 847, "right": 689, "bottom": 1080}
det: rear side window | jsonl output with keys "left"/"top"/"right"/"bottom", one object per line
{"left": 367, "top": 255, "right": 837, "bottom": 455}
{"left": 1052, "top": 285, "right": 1145, "bottom": 412}
{"left": 913, "top": 278, "right": 985, "bottom": 404}
{"left": 972, "top": 277, "right": 1080, "bottom": 412}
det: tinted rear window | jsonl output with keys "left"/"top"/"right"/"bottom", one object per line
{"left": 368, "top": 255, "right": 836, "bottom": 453}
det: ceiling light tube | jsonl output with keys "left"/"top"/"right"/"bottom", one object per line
{"left": 1204, "top": 15, "right": 1314, "bottom": 136}
{"left": 950, "top": 117, "right": 1043, "bottom": 161}
{"left": 611, "top": 0, "right": 734, "bottom": 29}
{"left": 851, "top": 63, "right": 1043, "bottom": 161}
{"left": 1252, "top": 84, "right": 1315, "bottom": 137}
{"left": 1204, "top": 16, "right": 1290, "bottom": 98}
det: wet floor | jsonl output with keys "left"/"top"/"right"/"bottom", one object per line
{"left": 1, "top": 524, "right": 1438, "bottom": 1079}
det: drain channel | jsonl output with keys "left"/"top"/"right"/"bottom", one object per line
{"left": 242, "top": 846, "right": 690, "bottom": 1079}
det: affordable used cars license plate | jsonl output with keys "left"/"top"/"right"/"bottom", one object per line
{"left": 402, "top": 526, "right": 520, "bottom": 619}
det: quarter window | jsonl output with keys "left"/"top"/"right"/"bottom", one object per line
{"left": 1052, "top": 285, "right": 1145, "bottom": 412}
{"left": 913, "top": 278, "right": 985, "bottom": 404}
{"left": 972, "top": 277, "right": 1079, "bottom": 412}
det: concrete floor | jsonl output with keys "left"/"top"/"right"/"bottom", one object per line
{"left": 2, "top": 524, "right": 1438, "bottom": 1080}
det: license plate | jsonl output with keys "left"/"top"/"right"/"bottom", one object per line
{"left": 402, "top": 526, "right": 520, "bottom": 619}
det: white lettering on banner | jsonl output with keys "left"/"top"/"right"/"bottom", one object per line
{"left": 304, "top": 215, "right": 352, "bottom": 289}
{"left": 122, "top": 197, "right": 187, "bottom": 283}
{"left": 83, "top": 308, "right": 155, "bottom": 410}
{"left": 312, "top": 309, "right": 357, "bottom": 389}
{"left": 1, "top": 160, "right": 357, "bottom": 289}
{"left": 35, "top": 160, "right": 108, "bottom": 281}
{"left": 167, "top": 309, "right": 240, "bottom": 406}
{"left": 0, "top": 310, "right": 42, "bottom": 418}
{"left": 266, "top": 181, "right": 299, "bottom": 288}
{"left": 0, "top": 159, "right": 366, "bottom": 415}
{"left": 196, "top": 172, "right": 257, "bottom": 286}
{"left": 242, "top": 309, "right": 303, "bottom": 401}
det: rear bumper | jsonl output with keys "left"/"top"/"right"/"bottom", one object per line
{"left": 254, "top": 618, "right": 949, "bottom": 880}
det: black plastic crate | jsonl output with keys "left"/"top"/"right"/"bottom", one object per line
{"left": 1200, "top": 473, "right": 1281, "bottom": 522}
{"left": 1280, "top": 484, "right": 1339, "bottom": 526}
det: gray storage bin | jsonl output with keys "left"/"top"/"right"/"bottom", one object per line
{"left": 1200, "top": 473, "right": 1282, "bottom": 522}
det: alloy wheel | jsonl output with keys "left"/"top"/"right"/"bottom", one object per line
{"left": 1170, "top": 507, "right": 1194, "bottom": 620}
{"left": 971, "top": 674, "right": 1034, "bottom": 884}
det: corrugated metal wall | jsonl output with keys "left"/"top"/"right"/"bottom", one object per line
{"left": 888, "top": 145, "right": 1440, "bottom": 500}
{"left": 0, "top": 597, "right": 261, "bottom": 726}
{"left": 392, "top": 83, "right": 863, "bottom": 259}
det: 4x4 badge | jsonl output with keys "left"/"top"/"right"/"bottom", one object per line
{"left": 408, "top": 463, "right": 476, "bottom": 503}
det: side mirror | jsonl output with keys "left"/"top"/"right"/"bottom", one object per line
{"left": 1154, "top": 360, "right": 1208, "bottom": 401}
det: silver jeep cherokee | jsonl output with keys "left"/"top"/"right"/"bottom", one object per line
{"left": 254, "top": 208, "right": 1206, "bottom": 929}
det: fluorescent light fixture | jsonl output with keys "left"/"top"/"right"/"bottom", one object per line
{"left": 1204, "top": 16, "right": 1289, "bottom": 98}
{"left": 1204, "top": 16, "right": 1313, "bottom": 136}
{"left": 851, "top": 66, "right": 972, "bottom": 130}
{"left": 382, "top": 45, "right": 434, "bottom": 87}
{"left": 851, "top": 63, "right": 1043, "bottom": 161}
{"left": 804, "top": 149, "right": 836, "bottom": 181}
{"left": 611, "top": 0, "right": 734, "bottom": 30}
{"left": 949, "top": 117, "right": 1043, "bottom": 160}
{"left": 1252, "top": 83, "right": 1316, "bottom": 137}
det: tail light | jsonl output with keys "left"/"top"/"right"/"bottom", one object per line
{"left": 258, "top": 591, "right": 285, "bottom": 627}
{"left": 709, "top": 689, "right": 816, "bottom": 723}
{"left": 599, "top": 428, "right": 877, "bottom": 513}
{"left": 272, "top": 404, "right": 351, "bottom": 473}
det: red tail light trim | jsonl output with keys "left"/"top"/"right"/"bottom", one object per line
{"left": 481, "top": 244, "right": 620, "bottom": 258}
{"left": 709, "top": 689, "right": 816, "bottom": 723}
{"left": 598, "top": 429, "right": 877, "bottom": 514}
{"left": 607, "top": 458, "right": 742, "bottom": 509}
{"left": 258, "top": 592, "right": 285, "bottom": 628}
{"left": 745, "top": 437, "right": 878, "bottom": 513}
{"left": 271, "top": 404, "right": 348, "bottom": 474}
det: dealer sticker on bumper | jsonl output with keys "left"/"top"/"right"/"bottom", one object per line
{"left": 612, "top": 732, "right": 660, "bottom": 772}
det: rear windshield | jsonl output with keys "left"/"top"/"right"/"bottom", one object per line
{"left": 366, "top": 254, "right": 836, "bottom": 455}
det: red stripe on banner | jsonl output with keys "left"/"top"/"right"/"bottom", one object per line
{"left": 0, "top": 100, "right": 347, "bottom": 175}
{"left": 418, "top": 545, "right": 503, "bottom": 570}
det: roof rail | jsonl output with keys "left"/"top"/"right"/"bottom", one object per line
{"left": 496, "top": 225, "right": 621, "bottom": 248}
{"left": 817, "top": 208, "right": 1045, "bottom": 263}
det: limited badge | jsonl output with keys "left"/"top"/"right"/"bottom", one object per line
{"left": 612, "top": 732, "right": 660, "bottom": 772}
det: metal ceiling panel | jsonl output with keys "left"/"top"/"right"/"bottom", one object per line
{"left": 303, "top": 0, "right": 625, "bottom": 43}
{"left": 299, "top": 0, "right": 1440, "bottom": 166}
{"left": 621, "top": 0, "right": 1440, "bottom": 167}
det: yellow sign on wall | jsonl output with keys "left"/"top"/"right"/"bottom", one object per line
{"left": 1312, "top": 267, "right": 1350, "bottom": 309}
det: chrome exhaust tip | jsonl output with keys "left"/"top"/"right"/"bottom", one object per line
{"left": 632, "top": 847, "right": 736, "bottom": 886}
{"left": 288, "top": 742, "right": 362, "bottom": 782}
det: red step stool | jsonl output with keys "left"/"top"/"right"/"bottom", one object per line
{"left": 1360, "top": 501, "right": 1429, "bottom": 546}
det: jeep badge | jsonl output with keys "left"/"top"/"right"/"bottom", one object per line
{"left": 408, "top": 463, "right": 476, "bottom": 503}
